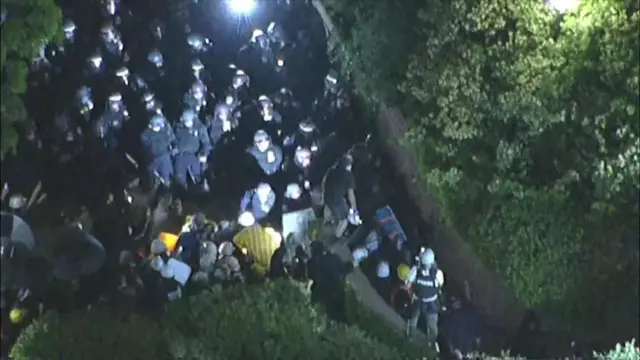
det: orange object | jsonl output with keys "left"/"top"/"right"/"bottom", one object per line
{"left": 159, "top": 232, "right": 179, "bottom": 252}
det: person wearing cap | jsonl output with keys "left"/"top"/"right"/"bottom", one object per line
{"left": 248, "top": 130, "right": 283, "bottom": 175}
{"left": 240, "top": 183, "right": 276, "bottom": 222}
{"left": 141, "top": 114, "right": 176, "bottom": 186}
{"left": 173, "top": 109, "right": 211, "bottom": 191}
{"left": 405, "top": 248, "right": 445, "bottom": 347}
{"left": 321, "top": 154, "right": 358, "bottom": 238}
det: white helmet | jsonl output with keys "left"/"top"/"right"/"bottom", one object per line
{"left": 420, "top": 248, "right": 435, "bottom": 266}
{"left": 351, "top": 247, "right": 368, "bottom": 265}
{"left": 376, "top": 261, "right": 390, "bottom": 278}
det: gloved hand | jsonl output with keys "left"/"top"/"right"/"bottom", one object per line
{"left": 198, "top": 153, "right": 207, "bottom": 163}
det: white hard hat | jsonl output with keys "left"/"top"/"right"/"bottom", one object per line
{"left": 376, "top": 261, "right": 390, "bottom": 278}
{"left": 420, "top": 248, "right": 435, "bottom": 266}
{"left": 8, "top": 194, "right": 27, "bottom": 210}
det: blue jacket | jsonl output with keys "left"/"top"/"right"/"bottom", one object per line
{"left": 174, "top": 123, "right": 211, "bottom": 156}
{"left": 141, "top": 127, "right": 175, "bottom": 159}
{"left": 240, "top": 188, "right": 276, "bottom": 221}
{"left": 247, "top": 144, "right": 283, "bottom": 175}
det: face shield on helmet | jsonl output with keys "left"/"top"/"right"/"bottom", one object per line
{"left": 187, "top": 34, "right": 204, "bottom": 51}
{"left": 216, "top": 104, "right": 230, "bottom": 119}
{"left": 299, "top": 119, "right": 315, "bottom": 133}
{"left": 295, "top": 147, "right": 312, "bottom": 168}
{"left": 253, "top": 130, "right": 270, "bottom": 152}
{"left": 191, "top": 82, "right": 205, "bottom": 99}
{"left": 101, "top": 25, "right": 115, "bottom": 41}
{"left": 89, "top": 54, "right": 103, "bottom": 68}
{"left": 191, "top": 59, "right": 204, "bottom": 77}
{"left": 63, "top": 20, "right": 76, "bottom": 39}
{"left": 181, "top": 109, "right": 196, "bottom": 127}
{"left": 232, "top": 70, "right": 247, "bottom": 88}
{"left": 258, "top": 95, "right": 272, "bottom": 110}
{"left": 285, "top": 183, "right": 302, "bottom": 200}
{"left": 150, "top": 115, "right": 166, "bottom": 131}
{"left": 148, "top": 50, "right": 163, "bottom": 67}
{"left": 104, "top": 0, "right": 116, "bottom": 15}
{"left": 256, "top": 183, "right": 272, "bottom": 202}
{"left": 108, "top": 93, "right": 122, "bottom": 111}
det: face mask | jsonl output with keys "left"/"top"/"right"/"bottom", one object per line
{"left": 184, "top": 120, "right": 193, "bottom": 128}
{"left": 152, "top": 126, "right": 161, "bottom": 132}
{"left": 345, "top": 165, "right": 352, "bottom": 171}
{"left": 257, "top": 142, "right": 269, "bottom": 152}
{"left": 193, "top": 91, "right": 203, "bottom": 99}
{"left": 225, "top": 97, "right": 234, "bottom": 105}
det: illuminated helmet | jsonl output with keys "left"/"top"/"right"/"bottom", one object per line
{"left": 285, "top": 183, "right": 302, "bottom": 200}
{"left": 253, "top": 129, "right": 269, "bottom": 144}
{"left": 143, "top": 92, "right": 154, "bottom": 102}
{"left": 63, "top": 19, "right": 76, "bottom": 33}
{"left": 251, "top": 29, "right": 265, "bottom": 42}
{"left": 299, "top": 119, "right": 315, "bottom": 133}
{"left": 420, "top": 248, "right": 435, "bottom": 266}
{"left": 108, "top": 92, "right": 122, "bottom": 102}
{"left": 147, "top": 50, "right": 163, "bottom": 66}
{"left": 191, "top": 59, "right": 204, "bottom": 72}
{"left": 88, "top": 53, "right": 103, "bottom": 67}
{"left": 150, "top": 114, "right": 166, "bottom": 128}
{"left": 115, "top": 66, "right": 129, "bottom": 77}
{"left": 187, "top": 33, "right": 204, "bottom": 50}
{"left": 258, "top": 95, "right": 272, "bottom": 108}
{"left": 181, "top": 109, "right": 197, "bottom": 126}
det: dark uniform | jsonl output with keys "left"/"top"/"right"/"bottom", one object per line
{"left": 173, "top": 112, "right": 211, "bottom": 190}
{"left": 408, "top": 265, "right": 441, "bottom": 344}
{"left": 140, "top": 117, "right": 175, "bottom": 185}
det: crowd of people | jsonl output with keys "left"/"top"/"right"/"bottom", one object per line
{"left": 0, "top": 0, "right": 475, "bottom": 359}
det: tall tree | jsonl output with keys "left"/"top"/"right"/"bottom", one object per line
{"left": 0, "top": 0, "right": 62, "bottom": 158}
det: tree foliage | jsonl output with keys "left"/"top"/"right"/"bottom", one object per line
{"left": 325, "top": 0, "right": 639, "bottom": 342}
{"left": 0, "top": 0, "right": 62, "bottom": 158}
{"left": 11, "top": 281, "right": 432, "bottom": 360}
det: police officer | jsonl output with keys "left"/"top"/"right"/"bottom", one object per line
{"left": 100, "top": 23, "right": 123, "bottom": 58}
{"left": 240, "top": 182, "right": 276, "bottom": 222}
{"left": 248, "top": 130, "right": 283, "bottom": 176}
{"left": 147, "top": 49, "right": 164, "bottom": 78}
{"left": 258, "top": 95, "right": 283, "bottom": 125}
{"left": 140, "top": 115, "right": 175, "bottom": 186}
{"left": 183, "top": 80, "right": 207, "bottom": 113}
{"left": 405, "top": 248, "right": 445, "bottom": 347}
{"left": 86, "top": 51, "right": 104, "bottom": 75}
{"left": 208, "top": 103, "right": 237, "bottom": 147}
{"left": 267, "top": 22, "right": 287, "bottom": 52}
{"left": 284, "top": 118, "right": 321, "bottom": 150}
{"left": 142, "top": 92, "right": 163, "bottom": 116}
{"left": 94, "top": 93, "right": 127, "bottom": 152}
{"left": 62, "top": 19, "right": 77, "bottom": 45}
{"left": 187, "top": 33, "right": 211, "bottom": 53}
{"left": 75, "top": 86, "right": 94, "bottom": 122}
{"left": 173, "top": 109, "right": 212, "bottom": 191}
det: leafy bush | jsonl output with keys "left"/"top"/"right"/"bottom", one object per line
{"left": 10, "top": 307, "right": 172, "bottom": 360}
{"left": 11, "top": 280, "right": 432, "bottom": 360}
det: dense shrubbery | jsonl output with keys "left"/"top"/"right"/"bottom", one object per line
{"left": 0, "top": 0, "right": 63, "bottom": 158}
{"left": 11, "top": 280, "right": 432, "bottom": 360}
{"left": 324, "top": 0, "right": 639, "bottom": 341}
{"left": 11, "top": 279, "right": 638, "bottom": 360}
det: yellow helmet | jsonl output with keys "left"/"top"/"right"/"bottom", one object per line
{"left": 397, "top": 264, "right": 411, "bottom": 281}
{"left": 10, "top": 308, "right": 28, "bottom": 324}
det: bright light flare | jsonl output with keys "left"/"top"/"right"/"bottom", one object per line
{"left": 546, "top": 0, "right": 580, "bottom": 13}
{"left": 238, "top": 211, "right": 256, "bottom": 227}
{"left": 229, "top": 0, "right": 256, "bottom": 14}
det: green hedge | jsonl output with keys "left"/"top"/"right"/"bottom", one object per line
{"left": 11, "top": 280, "right": 432, "bottom": 360}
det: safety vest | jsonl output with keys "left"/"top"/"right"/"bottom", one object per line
{"left": 414, "top": 268, "right": 439, "bottom": 302}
